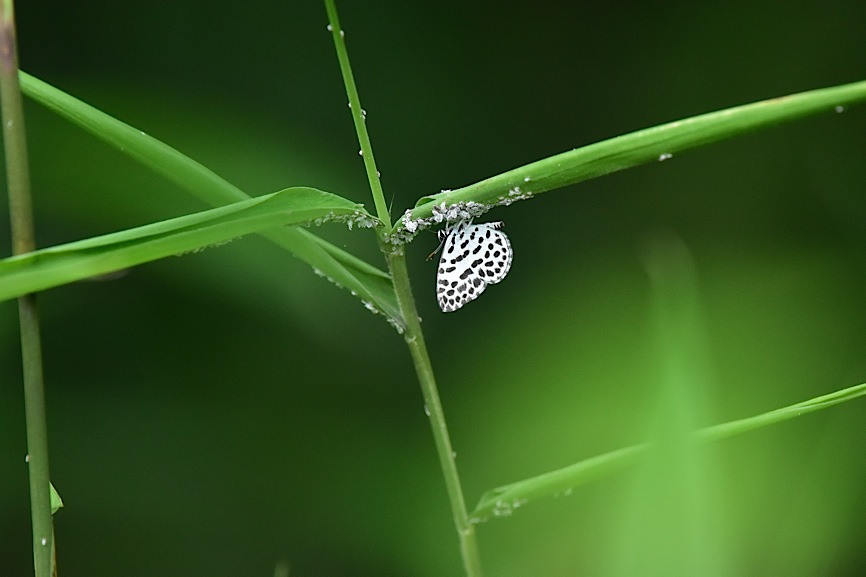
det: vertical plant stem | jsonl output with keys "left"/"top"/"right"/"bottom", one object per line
{"left": 388, "top": 250, "right": 484, "bottom": 577}
{"left": 324, "top": 0, "right": 391, "bottom": 231}
{"left": 0, "top": 1, "right": 54, "bottom": 575}
{"left": 322, "top": 1, "right": 483, "bottom": 573}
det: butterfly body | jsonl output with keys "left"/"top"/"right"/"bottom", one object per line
{"left": 436, "top": 220, "right": 513, "bottom": 312}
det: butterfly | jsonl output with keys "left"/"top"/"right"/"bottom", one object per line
{"left": 435, "top": 220, "right": 513, "bottom": 312}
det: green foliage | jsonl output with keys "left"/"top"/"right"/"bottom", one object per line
{"left": 0, "top": 187, "right": 374, "bottom": 301}
{"left": 409, "top": 80, "right": 866, "bottom": 229}
{"left": 472, "top": 381, "right": 866, "bottom": 522}
{"left": 3, "top": 3, "right": 866, "bottom": 576}
{"left": 9, "top": 65, "right": 865, "bottom": 577}
{"left": 18, "top": 71, "right": 402, "bottom": 323}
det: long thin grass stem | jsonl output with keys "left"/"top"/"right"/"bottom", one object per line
{"left": 388, "top": 250, "right": 484, "bottom": 576}
{"left": 321, "top": 1, "right": 484, "bottom": 573}
{"left": 324, "top": 0, "right": 391, "bottom": 231}
{"left": 0, "top": 1, "right": 54, "bottom": 575}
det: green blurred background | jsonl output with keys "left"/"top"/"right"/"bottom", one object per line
{"left": 2, "top": 1, "right": 866, "bottom": 575}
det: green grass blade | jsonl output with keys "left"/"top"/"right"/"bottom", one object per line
{"left": 265, "top": 227, "right": 404, "bottom": 329}
{"left": 0, "top": 187, "right": 370, "bottom": 301}
{"left": 698, "top": 382, "right": 866, "bottom": 443}
{"left": 324, "top": 0, "right": 390, "bottom": 231}
{"left": 402, "top": 79, "right": 866, "bottom": 231}
{"left": 18, "top": 71, "right": 401, "bottom": 324}
{"left": 470, "top": 381, "right": 866, "bottom": 522}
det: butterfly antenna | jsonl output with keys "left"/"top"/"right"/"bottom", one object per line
{"left": 426, "top": 230, "right": 446, "bottom": 261}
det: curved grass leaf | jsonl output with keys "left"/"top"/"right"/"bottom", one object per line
{"left": 401, "top": 79, "right": 866, "bottom": 232}
{"left": 470, "top": 381, "right": 866, "bottom": 522}
{"left": 18, "top": 71, "right": 402, "bottom": 327}
{"left": 0, "top": 187, "right": 369, "bottom": 301}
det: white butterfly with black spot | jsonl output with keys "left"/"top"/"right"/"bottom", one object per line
{"left": 435, "top": 220, "right": 513, "bottom": 312}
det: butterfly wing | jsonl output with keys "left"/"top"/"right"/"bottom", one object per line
{"left": 471, "top": 222, "right": 512, "bottom": 285}
{"left": 436, "top": 221, "right": 513, "bottom": 312}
